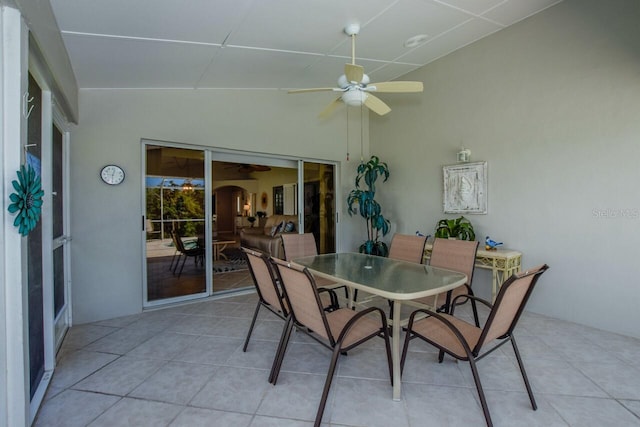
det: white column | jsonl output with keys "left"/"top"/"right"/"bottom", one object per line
{"left": 1, "top": 6, "right": 29, "bottom": 427}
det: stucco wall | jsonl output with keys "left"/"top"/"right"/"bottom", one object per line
{"left": 371, "top": 0, "right": 640, "bottom": 337}
{"left": 70, "top": 88, "right": 368, "bottom": 323}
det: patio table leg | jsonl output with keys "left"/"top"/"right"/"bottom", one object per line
{"left": 392, "top": 299, "right": 402, "bottom": 400}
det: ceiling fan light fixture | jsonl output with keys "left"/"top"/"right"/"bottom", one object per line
{"left": 342, "top": 90, "right": 368, "bottom": 106}
{"left": 404, "top": 34, "right": 429, "bottom": 48}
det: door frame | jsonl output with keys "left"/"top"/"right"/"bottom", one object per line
{"left": 27, "top": 53, "right": 73, "bottom": 422}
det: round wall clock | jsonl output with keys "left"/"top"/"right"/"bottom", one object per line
{"left": 100, "top": 164, "right": 125, "bottom": 185}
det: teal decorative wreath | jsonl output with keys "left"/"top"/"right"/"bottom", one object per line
{"left": 8, "top": 164, "right": 44, "bottom": 236}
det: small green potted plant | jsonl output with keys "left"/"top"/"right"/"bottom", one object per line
{"left": 435, "top": 216, "right": 476, "bottom": 241}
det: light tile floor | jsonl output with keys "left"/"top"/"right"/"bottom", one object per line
{"left": 35, "top": 290, "right": 640, "bottom": 427}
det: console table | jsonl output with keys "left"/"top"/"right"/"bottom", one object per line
{"left": 423, "top": 243, "right": 522, "bottom": 301}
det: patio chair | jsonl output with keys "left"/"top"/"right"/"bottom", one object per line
{"left": 415, "top": 238, "right": 480, "bottom": 326}
{"left": 379, "top": 233, "right": 428, "bottom": 316}
{"left": 270, "top": 257, "right": 393, "bottom": 427}
{"left": 401, "top": 264, "right": 549, "bottom": 427}
{"left": 241, "top": 247, "right": 291, "bottom": 382}
{"left": 281, "top": 233, "right": 348, "bottom": 301}
{"left": 241, "top": 247, "right": 289, "bottom": 349}
{"left": 171, "top": 230, "right": 205, "bottom": 277}
{"left": 388, "top": 233, "right": 428, "bottom": 263}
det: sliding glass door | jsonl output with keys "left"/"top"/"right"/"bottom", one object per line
{"left": 144, "top": 144, "right": 338, "bottom": 305}
{"left": 144, "top": 145, "right": 207, "bottom": 304}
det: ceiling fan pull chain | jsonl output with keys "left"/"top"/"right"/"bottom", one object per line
{"left": 360, "top": 103, "right": 364, "bottom": 162}
{"left": 346, "top": 106, "right": 350, "bottom": 161}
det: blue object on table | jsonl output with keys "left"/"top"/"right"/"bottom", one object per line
{"left": 485, "top": 236, "right": 503, "bottom": 250}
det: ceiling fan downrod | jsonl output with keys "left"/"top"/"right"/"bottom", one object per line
{"left": 344, "top": 23, "right": 360, "bottom": 66}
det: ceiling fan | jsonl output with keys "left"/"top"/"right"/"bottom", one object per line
{"left": 225, "top": 163, "right": 272, "bottom": 173}
{"left": 288, "top": 23, "right": 424, "bottom": 118}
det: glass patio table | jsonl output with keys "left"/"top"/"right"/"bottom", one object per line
{"left": 294, "top": 252, "right": 467, "bottom": 401}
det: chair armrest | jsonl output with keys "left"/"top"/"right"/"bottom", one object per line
{"left": 405, "top": 308, "right": 475, "bottom": 358}
{"left": 318, "top": 287, "right": 339, "bottom": 311}
{"left": 451, "top": 293, "right": 493, "bottom": 310}
{"left": 336, "top": 306, "right": 389, "bottom": 348}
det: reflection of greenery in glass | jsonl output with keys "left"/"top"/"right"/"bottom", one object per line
{"left": 146, "top": 177, "right": 205, "bottom": 238}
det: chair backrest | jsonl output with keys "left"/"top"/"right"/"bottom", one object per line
{"left": 270, "top": 257, "right": 333, "bottom": 344}
{"left": 281, "top": 233, "right": 318, "bottom": 261}
{"left": 241, "top": 247, "right": 288, "bottom": 315}
{"left": 429, "top": 238, "right": 479, "bottom": 287}
{"left": 475, "top": 264, "right": 549, "bottom": 352}
{"left": 388, "top": 233, "right": 428, "bottom": 264}
{"left": 171, "top": 230, "right": 186, "bottom": 253}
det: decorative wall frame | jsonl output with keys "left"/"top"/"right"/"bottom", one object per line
{"left": 443, "top": 161, "right": 487, "bottom": 214}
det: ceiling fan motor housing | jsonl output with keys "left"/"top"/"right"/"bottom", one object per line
{"left": 342, "top": 90, "right": 368, "bottom": 106}
{"left": 338, "top": 73, "right": 370, "bottom": 87}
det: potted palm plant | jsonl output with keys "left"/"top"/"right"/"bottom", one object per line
{"left": 347, "top": 155, "right": 391, "bottom": 256}
{"left": 435, "top": 216, "right": 476, "bottom": 241}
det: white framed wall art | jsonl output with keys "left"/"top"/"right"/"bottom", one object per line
{"left": 443, "top": 161, "right": 487, "bottom": 214}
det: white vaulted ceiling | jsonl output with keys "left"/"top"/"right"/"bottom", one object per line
{"left": 49, "top": 0, "right": 562, "bottom": 90}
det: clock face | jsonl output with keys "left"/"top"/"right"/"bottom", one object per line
{"left": 100, "top": 165, "right": 125, "bottom": 185}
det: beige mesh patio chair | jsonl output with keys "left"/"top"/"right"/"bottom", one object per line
{"left": 414, "top": 238, "right": 480, "bottom": 326}
{"left": 401, "top": 264, "right": 549, "bottom": 427}
{"left": 270, "top": 257, "right": 392, "bottom": 427}
{"left": 241, "top": 247, "right": 289, "bottom": 351}
{"left": 242, "top": 247, "right": 339, "bottom": 382}
{"left": 388, "top": 233, "right": 428, "bottom": 263}
{"left": 281, "top": 233, "right": 348, "bottom": 300}
{"left": 375, "top": 233, "right": 428, "bottom": 315}
{"left": 241, "top": 247, "right": 291, "bottom": 382}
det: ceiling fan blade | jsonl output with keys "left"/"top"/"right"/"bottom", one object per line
{"left": 288, "top": 88, "right": 335, "bottom": 94}
{"left": 319, "top": 97, "right": 343, "bottom": 119}
{"left": 367, "top": 81, "right": 424, "bottom": 93}
{"left": 363, "top": 94, "right": 391, "bottom": 116}
{"left": 345, "top": 64, "right": 364, "bottom": 83}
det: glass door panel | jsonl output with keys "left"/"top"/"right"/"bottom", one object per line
{"left": 27, "top": 73, "right": 45, "bottom": 400}
{"left": 210, "top": 158, "right": 298, "bottom": 294}
{"left": 52, "top": 122, "right": 69, "bottom": 347}
{"left": 145, "top": 145, "right": 206, "bottom": 304}
{"left": 303, "top": 162, "right": 336, "bottom": 254}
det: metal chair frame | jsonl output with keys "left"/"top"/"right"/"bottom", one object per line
{"left": 170, "top": 230, "right": 204, "bottom": 277}
{"left": 401, "top": 265, "right": 549, "bottom": 427}
{"left": 270, "top": 257, "right": 393, "bottom": 427}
